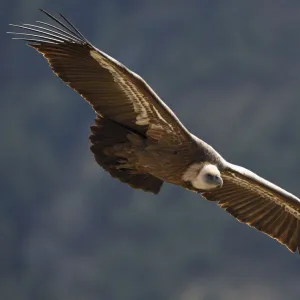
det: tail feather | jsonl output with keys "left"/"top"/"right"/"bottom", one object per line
{"left": 89, "top": 117, "right": 163, "bottom": 194}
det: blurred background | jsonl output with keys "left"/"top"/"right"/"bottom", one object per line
{"left": 2, "top": 1, "right": 300, "bottom": 299}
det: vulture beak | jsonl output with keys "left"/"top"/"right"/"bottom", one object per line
{"left": 216, "top": 176, "right": 223, "bottom": 188}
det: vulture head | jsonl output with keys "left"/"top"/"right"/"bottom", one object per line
{"left": 183, "top": 163, "right": 223, "bottom": 190}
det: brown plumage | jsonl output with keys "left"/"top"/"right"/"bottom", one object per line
{"left": 8, "top": 10, "right": 300, "bottom": 254}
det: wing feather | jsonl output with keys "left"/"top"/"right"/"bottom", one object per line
{"left": 9, "top": 10, "right": 193, "bottom": 146}
{"left": 203, "top": 162, "right": 300, "bottom": 253}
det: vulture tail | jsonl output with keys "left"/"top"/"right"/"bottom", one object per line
{"left": 90, "top": 117, "right": 163, "bottom": 194}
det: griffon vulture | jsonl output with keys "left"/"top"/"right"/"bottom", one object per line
{"left": 8, "top": 10, "right": 300, "bottom": 254}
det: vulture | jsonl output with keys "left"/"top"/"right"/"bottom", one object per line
{"left": 9, "top": 10, "right": 300, "bottom": 254}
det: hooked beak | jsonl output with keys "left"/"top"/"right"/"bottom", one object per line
{"left": 216, "top": 176, "right": 223, "bottom": 188}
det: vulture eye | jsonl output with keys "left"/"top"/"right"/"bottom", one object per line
{"left": 206, "top": 173, "right": 216, "bottom": 180}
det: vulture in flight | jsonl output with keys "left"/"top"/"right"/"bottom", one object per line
{"left": 9, "top": 10, "right": 300, "bottom": 254}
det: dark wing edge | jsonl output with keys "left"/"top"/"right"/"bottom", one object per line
{"left": 202, "top": 162, "right": 300, "bottom": 253}
{"left": 8, "top": 10, "right": 194, "bottom": 146}
{"left": 8, "top": 9, "right": 89, "bottom": 45}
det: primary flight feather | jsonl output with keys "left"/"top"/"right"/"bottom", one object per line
{"left": 9, "top": 10, "right": 300, "bottom": 254}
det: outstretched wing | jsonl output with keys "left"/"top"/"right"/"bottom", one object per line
{"left": 203, "top": 162, "right": 300, "bottom": 253}
{"left": 8, "top": 10, "right": 193, "bottom": 146}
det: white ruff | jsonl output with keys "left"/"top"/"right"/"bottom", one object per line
{"left": 182, "top": 163, "right": 203, "bottom": 182}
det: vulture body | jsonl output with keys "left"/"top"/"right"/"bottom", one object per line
{"left": 9, "top": 10, "right": 300, "bottom": 254}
